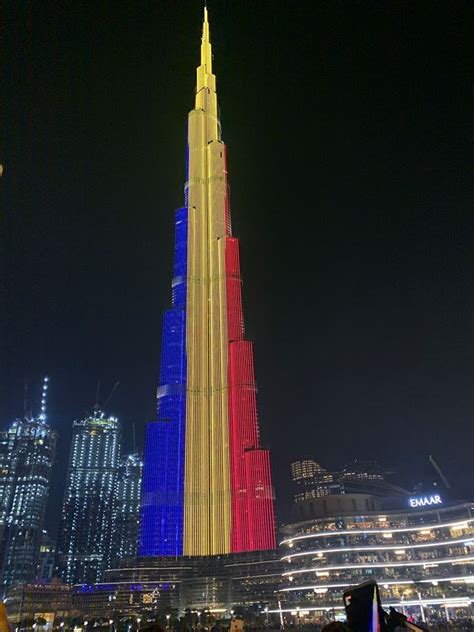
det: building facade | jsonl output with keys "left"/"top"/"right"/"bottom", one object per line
{"left": 0, "top": 378, "right": 57, "bottom": 592}
{"left": 56, "top": 410, "right": 120, "bottom": 585}
{"left": 0, "top": 431, "right": 15, "bottom": 542}
{"left": 139, "top": 8, "right": 276, "bottom": 557}
{"left": 290, "top": 459, "right": 408, "bottom": 523}
{"left": 274, "top": 498, "right": 474, "bottom": 625}
{"left": 111, "top": 453, "right": 143, "bottom": 562}
{"left": 5, "top": 581, "right": 74, "bottom": 624}
{"left": 72, "top": 552, "right": 283, "bottom": 619}
{"left": 291, "top": 460, "right": 335, "bottom": 502}
{"left": 37, "top": 530, "right": 56, "bottom": 582}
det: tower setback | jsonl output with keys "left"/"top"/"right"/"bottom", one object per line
{"left": 140, "top": 9, "right": 276, "bottom": 557}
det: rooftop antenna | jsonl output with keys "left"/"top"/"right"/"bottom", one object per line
{"left": 103, "top": 381, "right": 120, "bottom": 411}
{"left": 39, "top": 376, "right": 49, "bottom": 422}
{"left": 132, "top": 421, "right": 136, "bottom": 454}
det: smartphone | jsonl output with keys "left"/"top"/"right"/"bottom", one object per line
{"left": 343, "top": 580, "right": 387, "bottom": 632}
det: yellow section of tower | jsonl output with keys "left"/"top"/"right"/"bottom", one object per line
{"left": 184, "top": 8, "right": 232, "bottom": 555}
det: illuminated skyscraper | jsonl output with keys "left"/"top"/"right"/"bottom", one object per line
{"left": 0, "top": 431, "right": 14, "bottom": 542}
{"left": 140, "top": 9, "right": 276, "bottom": 557}
{"left": 0, "top": 377, "right": 57, "bottom": 592}
{"left": 291, "top": 460, "right": 334, "bottom": 502}
{"left": 111, "top": 453, "right": 143, "bottom": 561}
{"left": 57, "top": 409, "right": 120, "bottom": 584}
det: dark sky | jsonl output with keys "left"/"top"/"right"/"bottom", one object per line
{"left": 2, "top": 0, "right": 473, "bottom": 534}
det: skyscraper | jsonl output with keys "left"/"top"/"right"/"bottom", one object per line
{"left": 57, "top": 409, "right": 120, "bottom": 584}
{"left": 0, "top": 431, "right": 15, "bottom": 542}
{"left": 111, "top": 453, "right": 143, "bottom": 561}
{"left": 0, "top": 378, "right": 57, "bottom": 592}
{"left": 291, "top": 460, "right": 334, "bottom": 502}
{"left": 140, "top": 9, "right": 276, "bottom": 557}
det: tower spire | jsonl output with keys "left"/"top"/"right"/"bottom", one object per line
{"left": 201, "top": 5, "right": 211, "bottom": 71}
{"left": 39, "top": 375, "right": 49, "bottom": 422}
{"left": 195, "top": 4, "right": 218, "bottom": 138}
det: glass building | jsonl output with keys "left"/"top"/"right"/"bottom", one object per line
{"left": 274, "top": 497, "right": 474, "bottom": 626}
{"left": 72, "top": 551, "right": 284, "bottom": 619}
{"left": 111, "top": 453, "right": 143, "bottom": 562}
{"left": 0, "top": 378, "right": 57, "bottom": 592}
{"left": 56, "top": 409, "right": 120, "bottom": 585}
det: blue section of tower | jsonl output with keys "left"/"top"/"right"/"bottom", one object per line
{"left": 139, "top": 206, "right": 187, "bottom": 556}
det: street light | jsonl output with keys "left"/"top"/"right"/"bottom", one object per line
{"left": 443, "top": 594, "right": 450, "bottom": 623}
{"left": 416, "top": 592, "right": 426, "bottom": 624}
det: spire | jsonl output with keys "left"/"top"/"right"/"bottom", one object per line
{"left": 39, "top": 376, "right": 49, "bottom": 422}
{"left": 200, "top": 5, "right": 212, "bottom": 74}
{"left": 195, "top": 4, "right": 218, "bottom": 128}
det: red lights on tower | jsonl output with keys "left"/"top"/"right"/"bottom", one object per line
{"left": 226, "top": 235, "right": 276, "bottom": 552}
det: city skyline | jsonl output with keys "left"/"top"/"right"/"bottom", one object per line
{"left": 2, "top": 0, "right": 472, "bottom": 539}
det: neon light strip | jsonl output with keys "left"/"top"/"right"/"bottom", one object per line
{"left": 267, "top": 597, "right": 472, "bottom": 614}
{"left": 283, "top": 555, "right": 474, "bottom": 576}
{"left": 279, "top": 576, "right": 474, "bottom": 592}
{"left": 74, "top": 581, "right": 184, "bottom": 587}
{"left": 281, "top": 519, "right": 474, "bottom": 545}
{"left": 282, "top": 537, "right": 474, "bottom": 560}
{"left": 105, "top": 567, "right": 192, "bottom": 572}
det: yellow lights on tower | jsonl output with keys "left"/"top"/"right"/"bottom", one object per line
{"left": 183, "top": 7, "right": 232, "bottom": 555}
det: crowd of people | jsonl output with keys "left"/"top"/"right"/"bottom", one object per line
{"left": 141, "top": 616, "right": 474, "bottom": 632}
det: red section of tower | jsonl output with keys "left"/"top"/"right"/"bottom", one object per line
{"left": 225, "top": 233, "right": 276, "bottom": 552}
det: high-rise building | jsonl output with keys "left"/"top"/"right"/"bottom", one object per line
{"left": 139, "top": 8, "right": 276, "bottom": 557}
{"left": 111, "top": 453, "right": 143, "bottom": 562}
{"left": 57, "top": 409, "right": 120, "bottom": 585}
{"left": 0, "top": 378, "right": 57, "bottom": 592}
{"left": 291, "top": 460, "right": 334, "bottom": 502}
{"left": 0, "top": 431, "right": 15, "bottom": 541}
{"left": 290, "top": 457, "right": 410, "bottom": 523}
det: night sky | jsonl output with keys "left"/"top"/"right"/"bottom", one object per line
{"left": 2, "top": 1, "right": 473, "bottom": 535}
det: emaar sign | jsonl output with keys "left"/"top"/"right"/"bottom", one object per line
{"left": 409, "top": 494, "right": 442, "bottom": 508}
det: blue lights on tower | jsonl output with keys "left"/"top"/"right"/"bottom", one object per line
{"left": 139, "top": 207, "right": 187, "bottom": 556}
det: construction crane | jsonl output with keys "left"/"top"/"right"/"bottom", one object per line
{"left": 429, "top": 454, "right": 451, "bottom": 489}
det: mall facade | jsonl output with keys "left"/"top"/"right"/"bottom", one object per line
{"left": 272, "top": 495, "right": 474, "bottom": 624}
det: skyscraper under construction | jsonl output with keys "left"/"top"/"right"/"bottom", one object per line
{"left": 140, "top": 8, "right": 276, "bottom": 557}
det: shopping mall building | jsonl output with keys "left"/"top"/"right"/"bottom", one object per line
{"left": 272, "top": 493, "right": 474, "bottom": 624}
